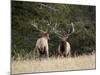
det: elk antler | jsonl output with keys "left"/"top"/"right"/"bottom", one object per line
{"left": 50, "top": 22, "right": 63, "bottom": 38}
{"left": 31, "top": 20, "right": 46, "bottom": 33}
{"left": 50, "top": 22, "right": 75, "bottom": 39}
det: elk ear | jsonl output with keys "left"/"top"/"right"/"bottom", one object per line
{"left": 66, "top": 36, "right": 69, "bottom": 39}
{"left": 46, "top": 32, "right": 49, "bottom": 35}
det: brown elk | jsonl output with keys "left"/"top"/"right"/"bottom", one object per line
{"left": 31, "top": 21, "right": 50, "bottom": 57}
{"left": 52, "top": 23, "right": 75, "bottom": 57}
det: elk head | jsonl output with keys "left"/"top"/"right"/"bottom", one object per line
{"left": 40, "top": 32, "right": 50, "bottom": 40}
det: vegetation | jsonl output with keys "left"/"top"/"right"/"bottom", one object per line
{"left": 11, "top": 1, "right": 96, "bottom": 60}
{"left": 12, "top": 54, "right": 95, "bottom": 74}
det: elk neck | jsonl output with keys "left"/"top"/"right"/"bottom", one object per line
{"left": 61, "top": 37, "right": 67, "bottom": 42}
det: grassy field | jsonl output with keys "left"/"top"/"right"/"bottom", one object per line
{"left": 11, "top": 54, "right": 96, "bottom": 74}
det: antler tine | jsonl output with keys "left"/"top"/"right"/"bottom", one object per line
{"left": 31, "top": 20, "right": 45, "bottom": 33}
{"left": 71, "top": 22, "right": 75, "bottom": 33}
{"left": 67, "top": 22, "right": 75, "bottom": 37}
{"left": 52, "top": 22, "right": 63, "bottom": 38}
{"left": 46, "top": 20, "right": 52, "bottom": 32}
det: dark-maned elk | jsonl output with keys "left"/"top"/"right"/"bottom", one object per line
{"left": 52, "top": 23, "right": 75, "bottom": 57}
{"left": 31, "top": 21, "right": 50, "bottom": 58}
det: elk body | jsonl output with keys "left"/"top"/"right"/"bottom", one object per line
{"left": 35, "top": 32, "right": 49, "bottom": 57}
{"left": 58, "top": 37, "right": 71, "bottom": 57}
{"left": 52, "top": 23, "right": 75, "bottom": 57}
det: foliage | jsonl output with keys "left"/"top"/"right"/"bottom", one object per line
{"left": 11, "top": 1, "right": 96, "bottom": 59}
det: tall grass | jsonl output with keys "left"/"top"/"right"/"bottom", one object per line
{"left": 11, "top": 54, "right": 95, "bottom": 74}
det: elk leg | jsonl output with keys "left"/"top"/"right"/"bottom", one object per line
{"left": 58, "top": 45, "right": 62, "bottom": 57}
{"left": 44, "top": 46, "right": 49, "bottom": 57}
{"left": 68, "top": 51, "right": 71, "bottom": 57}
{"left": 38, "top": 48, "right": 44, "bottom": 57}
{"left": 63, "top": 53, "right": 67, "bottom": 57}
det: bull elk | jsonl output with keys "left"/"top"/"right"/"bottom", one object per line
{"left": 31, "top": 21, "right": 50, "bottom": 58}
{"left": 52, "top": 23, "right": 75, "bottom": 57}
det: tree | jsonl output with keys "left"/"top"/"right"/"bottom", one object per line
{"left": 11, "top": 1, "right": 96, "bottom": 59}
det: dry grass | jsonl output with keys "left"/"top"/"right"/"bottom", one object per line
{"left": 11, "top": 54, "right": 96, "bottom": 74}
